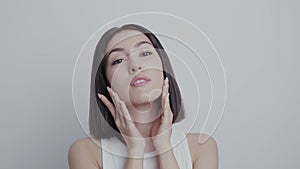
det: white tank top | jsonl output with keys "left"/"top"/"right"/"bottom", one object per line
{"left": 100, "top": 129, "right": 193, "bottom": 169}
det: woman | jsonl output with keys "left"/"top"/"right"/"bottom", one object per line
{"left": 68, "top": 24, "right": 218, "bottom": 169}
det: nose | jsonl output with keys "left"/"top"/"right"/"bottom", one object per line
{"left": 129, "top": 65, "right": 142, "bottom": 74}
{"left": 128, "top": 52, "right": 143, "bottom": 74}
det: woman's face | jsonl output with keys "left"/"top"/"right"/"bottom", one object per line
{"left": 105, "top": 30, "right": 164, "bottom": 107}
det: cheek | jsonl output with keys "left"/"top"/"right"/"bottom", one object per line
{"left": 146, "top": 57, "right": 164, "bottom": 88}
{"left": 106, "top": 66, "right": 127, "bottom": 84}
{"left": 106, "top": 67, "right": 131, "bottom": 100}
{"left": 153, "top": 70, "right": 164, "bottom": 88}
{"left": 145, "top": 54, "right": 163, "bottom": 71}
{"left": 145, "top": 55, "right": 164, "bottom": 85}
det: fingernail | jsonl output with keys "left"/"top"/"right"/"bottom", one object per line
{"left": 166, "top": 77, "right": 169, "bottom": 82}
{"left": 106, "top": 86, "right": 110, "bottom": 92}
{"left": 98, "top": 93, "right": 102, "bottom": 99}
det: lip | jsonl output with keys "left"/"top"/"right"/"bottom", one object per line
{"left": 130, "top": 74, "right": 151, "bottom": 87}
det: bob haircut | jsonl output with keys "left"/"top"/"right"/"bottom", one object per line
{"left": 89, "top": 24, "right": 185, "bottom": 140}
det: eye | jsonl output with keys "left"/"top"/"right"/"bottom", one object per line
{"left": 112, "top": 58, "right": 126, "bottom": 65}
{"left": 139, "top": 51, "right": 153, "bottom": 57}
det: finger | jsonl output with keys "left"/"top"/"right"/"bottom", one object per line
{"left": 109, "top": 88, "right": 128, "bottom": 126}
{"left": 107, "top": 87, "right": 121, "bottom": 122}
{"left": 165, "top": 93, "right": 173, "bottom": 122}
{"left": 163, "top": 79, "right": 172, "bottom": 123}
{"left": 162, "top": 93, "right": 169, "bottom": 123}
{"left": 165, "top": 77, "right": 170, "bottom": 110}
{"left": 164, "top": 92, "right": 169, "bottom": 109}
{"left": 166, "top": 77, "right": 169, "bottom": 93}
{"left": 161, "top": 77, "right": 168, "bottom": 110}
{"left": 120, "top": 101, "right": 138, "bottom": 134}
{"left": 97, "top": 93, "right": 116, "bottom": 119}
{"left": 107, "top": 87, "right": 116, "bottom": 106}
{"left": 160, "top": 78, "right": 168, "bottom": 122}
{"left": 113, "top": 92, "right": 126, "bottom": 125}
{"left": 120, "top": 101, "right": 132, "bottom": 122}
{"left": 164, "top": 77, "right": 170, "bottom": 109}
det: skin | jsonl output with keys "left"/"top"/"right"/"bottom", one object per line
{"left": 68, "top": 30, "right": 219, "bottom": 169}
{"left": 104, "top": 30, "right": 164, "bottom": 124}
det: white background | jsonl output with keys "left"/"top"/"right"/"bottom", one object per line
{"left": 1, "top": 0, "right": 299, "bottom": 169}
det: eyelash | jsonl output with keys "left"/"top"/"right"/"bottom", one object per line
{"left": 111, "top": 51, "right": 153, "bottom": 65}
{"left": 112, "top": 58, "right": 126, "bottom": 65}
{"left": 139, "top": 51, "right": 152, "bottom": 57}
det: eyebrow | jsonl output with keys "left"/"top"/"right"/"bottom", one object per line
{"left": 105, "top": 41, "right": 152, "bottom": 59}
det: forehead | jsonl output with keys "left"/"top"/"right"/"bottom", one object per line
{"left": 105, "top": 29, "right": 152, "bottom": 52}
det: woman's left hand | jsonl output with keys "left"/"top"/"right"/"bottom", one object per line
{"left": 150, "top": 77, "right": 173, "bottom": 152}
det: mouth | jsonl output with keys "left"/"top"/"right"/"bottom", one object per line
{"left": 130, "top": 74, "right": 151, "bottom": 87}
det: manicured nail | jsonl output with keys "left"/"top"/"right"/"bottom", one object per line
{"left": 166, "top": 77, "right": 169, "bottom": 82}
{"left": 98, "top": 93, "right": 102, "bottom": 99}
{"left": 106, "top": 86, "right": 110, "bottom": 92}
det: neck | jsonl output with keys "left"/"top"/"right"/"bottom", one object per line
{"left": 126, "top": 98, "right": 161, "bottom": 138}
{"left": 125, "top": 98, "right": 163, "bottom": 153}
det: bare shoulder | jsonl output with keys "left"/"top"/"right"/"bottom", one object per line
{"left": 68, "top": 137, "right": 102, "bottom": 169}
{"left": 186, "top": 133, "right": 219, "bottom": 169}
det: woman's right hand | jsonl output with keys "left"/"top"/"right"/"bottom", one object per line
{"left": 97, "top": 87, "right": 146, "bottom": 157}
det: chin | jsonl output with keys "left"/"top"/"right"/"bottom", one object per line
{"left": 129, "top": 88, "right": 161, "bottom": 105}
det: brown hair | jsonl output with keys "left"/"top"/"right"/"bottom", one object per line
{"left": 89, "top": 24, "right": 185, "bottom": 140}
